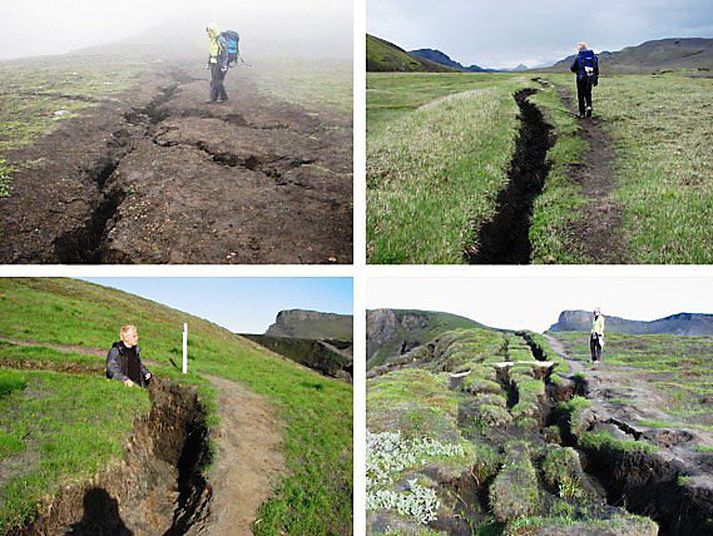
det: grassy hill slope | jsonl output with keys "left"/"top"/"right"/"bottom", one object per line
{"left": 367, "top": 34, "right": 455, "bottom": 72}
{"left": 0, "top": 278, "right": 352, "bottom": 535}
{"left": 367, "top": 308, "right": 488, "bottom": 368}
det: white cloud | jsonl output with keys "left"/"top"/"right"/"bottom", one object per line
{"left": 367, "top": 274, "right": 713, "bottom": 333}
{"left": 368, "top": 0, "right": 713, "bottom": 67}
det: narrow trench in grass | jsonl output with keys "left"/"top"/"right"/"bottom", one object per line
{"left": 466, "top": 88, "right": 553, "bottom": 264}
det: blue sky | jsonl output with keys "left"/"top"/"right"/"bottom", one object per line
{"left": 81, "top": 278, "right": 352, "bottom": 334}
{"left": 368, "top": 0, "right": 713, "bottom": 68}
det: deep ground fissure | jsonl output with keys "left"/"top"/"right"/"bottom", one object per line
{"left": 20, "top": 379, "right": 212, "bottom": 535}
{"left": 467, "top": 88, "right": 553, "bottom": 264}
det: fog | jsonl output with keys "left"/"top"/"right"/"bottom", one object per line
{"left": 0, "top": 0, "right": 353, "bottom": 60}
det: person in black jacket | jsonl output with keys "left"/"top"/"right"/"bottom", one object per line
{"left": 106, "top": 325, "right": 152, "bottom": 388}
{"left": 570, "top": 42, "right": 600, "bottom": 118}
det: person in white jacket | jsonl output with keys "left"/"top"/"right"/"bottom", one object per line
{"left": 590, "top": 308, "right": 605, "bottom": 362}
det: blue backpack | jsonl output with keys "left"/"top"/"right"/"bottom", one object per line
{"left": 220, "top": 30, "right": 240, "bottom": 66}
{"left": 579, "top": 49, "right": 596, "bottom": 79}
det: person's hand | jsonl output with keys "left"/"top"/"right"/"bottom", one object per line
{"left": 205, "top": 64, "right": 211, "bottom": 70}
{"left": 123, "top": 379, "right": 134, "bottom": 387}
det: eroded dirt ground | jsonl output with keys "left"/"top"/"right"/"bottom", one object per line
{"left": 0, "top": 62, "right": 352, "bottom": 264}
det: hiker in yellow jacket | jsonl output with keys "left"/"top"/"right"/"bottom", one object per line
{"left": 590, "top": 308, "right": 605, "bottom": 362}
{"left": 205, "top": 23, "right": 229, "bottom": 103}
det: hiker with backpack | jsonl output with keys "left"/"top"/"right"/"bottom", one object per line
{"left": 205, "top": 23, "right": 240, "bottom": 104}
{"left": 590, "top": 308, "right": 605, "bottom": 363}
{"left": 106, "top": 325, "right": 152, "bottom": 388}
{"left": 570, "top": 42, "right": 599, "bottom": 118}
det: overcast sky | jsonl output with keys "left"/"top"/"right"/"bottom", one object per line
{"left": 82, "top": 278, "right": 353, "bottom": 334}
{"left": 0, "top": 0, "right": 352, "bottom": 60}
{"left": 368, "top": 0, "right": 713, "bottom": 68}
{"left": 368, "top": 275, "right": 713, "bottom": 333}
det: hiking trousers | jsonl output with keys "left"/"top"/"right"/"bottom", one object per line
{"left": 210, "top": 64, "right": 228, "bottom": 102}
{"left": 590, "top": 334, "right": 602, "bottom": 362}
{"left": 577, "top": 77, "right": 593, "bottom": 115}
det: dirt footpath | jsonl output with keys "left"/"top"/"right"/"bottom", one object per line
{"left": 556, "top": 87, "right": 628, "bottom": 263}
{"left": 0, "top": 63, "right": 352, "bottom": 264}
{"left": 205, "top": 375, "right": 284, "bottom": 536}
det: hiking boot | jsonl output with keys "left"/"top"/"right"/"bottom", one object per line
{"left": 205, "top": 100, "right": 217, "bottom": 104}
{"left": 586, "top": 106, "right": 593, "bottom": 118}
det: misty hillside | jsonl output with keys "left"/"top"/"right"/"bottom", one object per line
{"left": 366, "top": 34, "right": 455, "bottom": 72}
{"left": 264, "top": 309, "right": 353, "bottom": 341}
{"left": 549, "top": 310, "right": 713, "bottom": 336}
{"left": 367, "top": 308, "right": 486, "bottom": 367}
{"left": 548, "top": 37, "right": 713, "bottom": 73}
{"left": 409, "top": 48, "right": 493, "bottom": 72}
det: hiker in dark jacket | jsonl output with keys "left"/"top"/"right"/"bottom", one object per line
{"left": 206, "top": 23, "right": 229, "bottom": 103}
{"left": 570, "top": 42, "right": 599, "bottom": 118}
{"left": 106, "top": 325, "right": 152, "bottom": 388}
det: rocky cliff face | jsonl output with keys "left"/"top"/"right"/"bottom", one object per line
{"left": 550, "top": 310, "right": 713, "bottom": 336}
{"left": 265, "top": 309, "right": 352, "bottom": 340}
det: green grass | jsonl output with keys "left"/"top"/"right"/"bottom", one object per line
{"left": 248, "top": 57, "right": 352, "bottom": 115}
{"left": 528, "top": 85, "right": 589, "bottom": 263}
{"left": 0, "top": 278, "right": 352, "bottom": 535}
{"left": 539, "top": 73, "right": 713, "bottom": 263}
{"left": 367, "top": 69, "right": 713, "bottom": 264}
{"left": 367, "top": 73, "right": 533, "bottom": 263}
{"left": 0, "top": 369, "right": 150, "bottom": 533}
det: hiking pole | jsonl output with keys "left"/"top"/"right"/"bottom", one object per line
{"left": 182, "top": 322, "right": 188, "bottom": 374}
{"left": 238, "top": 55, "right": 252, "bottom": 67}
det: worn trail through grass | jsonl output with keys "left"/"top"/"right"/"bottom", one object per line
{"left": 0, "top": 336, "right": 286, "bottom": 534}
{"left": 554, "top": 86, "right": 628, "bottom": 263}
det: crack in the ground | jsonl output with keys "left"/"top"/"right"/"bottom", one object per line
{"left": 467, "top": 88, "right": 554, "bottom": 264}
{"left": 548, "top": 350, "right": 713, "bottom": 534}
{"left": 21, "top": 380, "right": 212, "bottom": 535}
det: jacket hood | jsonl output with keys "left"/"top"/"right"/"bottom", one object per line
{"left": 206, "top": 23, "right": 220, "bottom": 39}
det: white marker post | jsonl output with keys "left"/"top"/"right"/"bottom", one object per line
{"left": 182, "top": 322, "right": 188, "bottom": 374}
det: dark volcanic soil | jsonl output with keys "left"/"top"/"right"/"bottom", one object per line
{"left": 467, "top": 88, "right": 553, "bottom": 264}
{"left": 0, "top": 62, "right": 352, "bottom": 264}
{"left": 556, "top": 86, "right": 628, "bottom": 263}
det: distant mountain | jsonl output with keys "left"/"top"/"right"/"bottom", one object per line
{"left": 547, "top": 37, "right": 713, "bottom": 73}
{"left": 510, "top": 63, "right": 529, "bottom": 72}
{"left": 265, "top": 309, "right": 352, "bottom": 341}
{"left": 549, "top": 310, "right": 713, "bottom": 336}
{"left": 367, "top": 309, "right": 485, "bottom": 368}
{"left": 408, "top": 48, "right": 493, "bottom": 72}
{"left": 367, "top": 34, "right": 455, "bottom": 72}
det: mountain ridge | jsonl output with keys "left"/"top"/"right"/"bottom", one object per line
{"left": 549, "top": 310, "right": 713, "bottom": 336}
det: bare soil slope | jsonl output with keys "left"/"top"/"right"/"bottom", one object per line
{"left": 0, "top": 63, "right": 352, "bottom": 264}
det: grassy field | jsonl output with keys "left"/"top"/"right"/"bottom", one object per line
{"left": 541, "top": 73, "right": 713, "bottom": 263}
{"left": 551, "top": 330, "right": 713, "bottom": 432}
{"left": 248, "top": 57, "right": 352, "bottom": 115}
{"left": 0, "top": 279, "right": 352, "bottom": 535}
{"left": 0, "top": 54, "right": 151, "bottom": 198}
{"left": 367, "top": 70, "right": 713, "bottom": 264}
{"left": 367, "top": 73, "right": 531, "bottom": 263}
{"left": 0, "top": 369, "right": 150, "bottom": 532}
